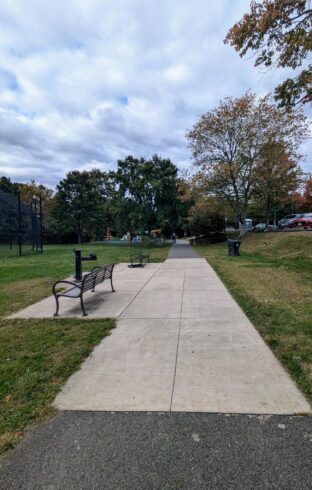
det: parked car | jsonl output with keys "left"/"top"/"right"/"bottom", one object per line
{"left": 254, "top": 223, "right": 277, "bottom": 232}
{"left": 245, "top": 218, "right": 253, "bottom": 231}
{"left": 278, "top": 214, "right": 304, "bottom": 229}
{"left": 288, "top": 215, "right": 312, "bottom": 229}
{"left": 231, "top": 219, "right": 253, "bottom": 231}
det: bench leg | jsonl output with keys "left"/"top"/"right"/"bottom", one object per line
{"left": 111, "top": 276, "right": 115, "bottom": 292}
{"left": 80, "top": 296, "right": 88, "bottom": 316}
{"left": 54, "top": 296, "right": 60, "bottom": 317}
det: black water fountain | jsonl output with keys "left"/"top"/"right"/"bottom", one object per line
{"left": 73, "top": 248, "right": 97, "bottom": 281}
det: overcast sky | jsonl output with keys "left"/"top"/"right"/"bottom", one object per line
{"left": 0, "top": 0, "right": 311, "bottom": 188}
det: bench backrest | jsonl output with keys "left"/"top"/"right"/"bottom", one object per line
{"left": 81, "top": 264, "right": 114, "bottom": 292}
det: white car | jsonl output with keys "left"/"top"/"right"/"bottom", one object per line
{"left": 254, "top": 223, "right": 276, "bottom": 232}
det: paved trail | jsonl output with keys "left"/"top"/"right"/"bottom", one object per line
{"left": 167, "top": 238, "right": 201, "bottom": 258}
{"left": 1, "top": 240, "right": 311, "bottom": 489}
{"left": 54, "top": 241, "right": 309, "bottom": 414}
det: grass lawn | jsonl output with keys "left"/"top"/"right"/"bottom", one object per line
{"left": 0, "top": 242, "right": 169, "bottom": 456}
{"left": 194, "top": 232, "right": 312, "bottom": 406}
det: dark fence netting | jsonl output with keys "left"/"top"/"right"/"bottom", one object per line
{"left": 0, "top": 189, "right": 42, "bottom": 257}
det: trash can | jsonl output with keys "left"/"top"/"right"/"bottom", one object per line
{"left": 227, "top": 239, "right": 241, "bottom": 256}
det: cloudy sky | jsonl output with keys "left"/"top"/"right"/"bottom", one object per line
{"left": 0, "top": 0, "right": 311, "bottom": 188}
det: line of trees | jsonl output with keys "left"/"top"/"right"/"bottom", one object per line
{"left": 1, "top": 139, "right": 311, "bottom": 243}
{"left": 0, "top": 155, "right": 192, "bottom": 244}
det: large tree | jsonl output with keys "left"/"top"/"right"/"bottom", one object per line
{"left": 113, "top": 154, "right": 179, "bottom": 234}
{"left": 54, "top": 169, "right": 111, "bottom": 243}
{"left": 186, "top": 92, "right": 307, "bottom": 234}
{"left": 225, "top": 1, "right": 312, "bottom": 108}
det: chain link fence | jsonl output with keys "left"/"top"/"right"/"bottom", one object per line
{"left": 0, "top": 189, "right": 42, "bottom": 257}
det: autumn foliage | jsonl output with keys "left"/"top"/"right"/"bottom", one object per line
{"left": 300, "top": 176, "right": 312, "bottom": 210}
{"left": 186, "top": 92, "right": 308, "bottom": 233}
{"left": 225, "top": 1, "right": 312, "bottom": 107}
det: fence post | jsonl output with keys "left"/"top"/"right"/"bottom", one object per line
{"left": 31, "top": 199, "right": 35, "bottom": 251}
{"left": 39, "top": 196, "right": 43, "bottom": 252}
{"left": 17, "top": 191, "right": 22, "bottom": 256}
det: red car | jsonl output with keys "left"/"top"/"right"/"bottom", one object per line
{"left": 289, "top": 216, "right": 312, "bottom": 229}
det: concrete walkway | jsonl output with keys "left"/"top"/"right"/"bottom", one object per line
{"left": 1, "top": 242, "right": 311, "bottom": 489}
{"left": 52, "top": 243, "right": 310, "bottom": 415}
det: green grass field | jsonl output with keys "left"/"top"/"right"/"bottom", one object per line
{"left": 0, "top": 242, "right": 169, "bottom": 456}
{"left": 195, "top": 232, "right": 312, "bottom": 407}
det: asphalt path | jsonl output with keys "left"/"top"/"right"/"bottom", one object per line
{"left": 1, "top": 411, "right": 311, "bottom": 489}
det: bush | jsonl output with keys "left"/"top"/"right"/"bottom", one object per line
{"left": 188, "top": 200, "right": 225, "bottom": 236}
{"left": 191, "top": 233, "right": 227, "bottom": 245}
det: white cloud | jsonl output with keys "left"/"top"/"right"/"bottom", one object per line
{"left": 163, "top": 64, "right": 190, "bottom": 83}
{"left": 0, "top": 0, "right": 310, "bottom": 188}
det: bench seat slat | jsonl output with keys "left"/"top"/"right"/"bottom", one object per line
{"left": 61, "top": 287, "right": 81, "bottom": 298}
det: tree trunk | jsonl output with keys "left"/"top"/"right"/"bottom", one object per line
{"left": 265, "top": 195, "right": 271, "bottom": 228}
{"left": 238, "top": 218, "right": 246, "bottom": 237}
{"left": 235, "top": 200, "right": 246, "bottom": 237}
{"left": 77, "top": 225, "right": 82, "bottom": 244}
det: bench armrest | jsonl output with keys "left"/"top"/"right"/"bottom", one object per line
{"left": 52, "top": 280, "right": 81, "bottom": 295}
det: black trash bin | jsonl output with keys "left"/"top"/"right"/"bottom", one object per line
{"left": 227, "top": 239, "right": 241, "bottom": 256}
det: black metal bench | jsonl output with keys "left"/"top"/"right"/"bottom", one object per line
{"left": 129, "top": 253, "right": 150, "bottom": 268}
{"left": 52, "top": 264, "right": 115, "bottom": 317}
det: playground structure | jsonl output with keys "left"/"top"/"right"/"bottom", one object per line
{"left": 0, "top": 189, "right": 43, "bottom": 256}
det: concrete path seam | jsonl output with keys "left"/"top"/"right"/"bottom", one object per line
{"left": 116, "top": 264, "right": 161, "bottom": 319}
{"left": 169, "top": 262, "right": 187, "bottom": 411}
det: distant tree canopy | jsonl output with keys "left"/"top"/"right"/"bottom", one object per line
{"left": 225, "top": 0, "right": 312, "bottom": 108}
{"left": 0, "top": 176, "right": 19, "bottom": 194}
{"left": 49, "top": 154, "right": 186, "bottom": 243}
{"left": 0, "top": 176, "right": 54, "bottom": 203}
{"left": 0, "top": 142, "right": 310, "bottom": 245}
{"left": 18, "top": 181, "right": 54, "bottom": 204}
